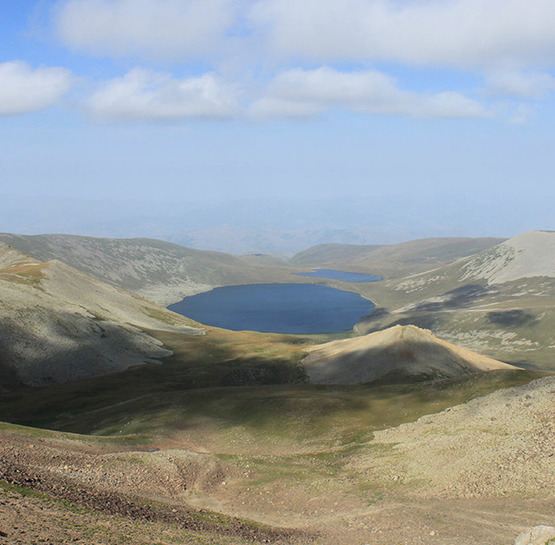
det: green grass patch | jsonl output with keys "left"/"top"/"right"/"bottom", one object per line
{"left": 0, "top": 480, "right": 49, "bottom": 499}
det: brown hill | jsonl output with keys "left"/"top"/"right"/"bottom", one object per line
{"left": 303, "top": 325, "right": 517, "bottom": 385}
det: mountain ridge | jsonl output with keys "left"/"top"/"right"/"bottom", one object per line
{"left": 291, "top": 236, "right": 506, "bottom": 278}
{"left": 0, "top": 233, "right": 295, "bottom": 305}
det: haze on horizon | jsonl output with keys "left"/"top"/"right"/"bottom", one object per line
{"left": 2, "top": 0, "right": 555, "bottom": 253}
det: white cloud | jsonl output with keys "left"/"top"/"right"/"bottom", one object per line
{"left": 86, "top": 69, "right": 238, "bottom": 121}
{"left": 485, "top": 71, "right": 555, "bottom": 98}
{"left": 250, "top": 68, "right": 489, "bottom": 119}
{"left": 55, "top": 0, "right": 237, "bottom": 59}
{"left": 248, "top": 0, "right": 555, "bottom": 69}
{"left": 0, "top": 61, "right": 73, "bottom": 116}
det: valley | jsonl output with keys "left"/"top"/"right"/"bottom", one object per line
{"left": 0, "top": 231, "right": 554, "bottom": 544}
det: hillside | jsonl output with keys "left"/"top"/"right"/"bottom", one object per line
{"left": 0, "top": 234, "right": 507, "bottom": 309}
{"left": 0, "top": 243, "right": 203, "bottom": 386}
{"left": 0, "top": 372, "right": 550, "bottom": 545}
{"left": 291, "top": 237, "right": 505, "bottom": 278}
{"left": 303, "top": 325, "right": 516, "bottom": 385}
{"left": 290, "top": 242, "right": 384, "bottom": 266}
{"left": 366, "top": 376, "right": 555, "bottom": 499}
{"left": 353, "top": 231, "right": 555, "bottom": 369}
{"left": 460, "top": 230, "right": 555, "bottom": 284}
{"left": 0, "top": 233, "right": 296, "bottom": 306}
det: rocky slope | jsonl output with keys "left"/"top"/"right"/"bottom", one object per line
{"left": 460, "top": 230, "right": 555, "bottom": 284}
{"left": 1, "top": 376, "right": 553, "bottom": 545}
{"left": 385, "top": 231, "right": 555, "bottom": 301}
{"left": 0, "top": 243, "right": 202, "bottom": 386}
{"left": 303, "top": 324, "right": 516, "bottom": 384}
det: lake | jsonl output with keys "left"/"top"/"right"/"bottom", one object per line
{"left": 295, "top": 269, "right": 381, "bottom": 282}
{"left": 168, "top": 283, "right": 375, "bottom": 334}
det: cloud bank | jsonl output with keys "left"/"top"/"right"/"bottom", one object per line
{"left": 7, "top": 0, "right": 553, "bottom": 122}
{"left": 55, "top": 0, "right": 236, "bottom": 59}
{"left": 485, "top": 70, "right": 555, "bottom": 98}
{"left": 55, "top": 0, "right": 555, "bottom": 70}
{"left": 249, "top": 0, "right": 555, "bottom": 69}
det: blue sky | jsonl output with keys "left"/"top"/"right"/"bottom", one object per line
{"left": 1, "top": 0, "right": 555, "bottom": 251}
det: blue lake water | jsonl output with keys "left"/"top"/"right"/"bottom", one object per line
{"left": 168, "top": 283, "right": 375, "bottom": 334}
{"left": 295, "top": 269, "right": 381, "bottom": 282}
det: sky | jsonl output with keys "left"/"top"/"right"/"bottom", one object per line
{"left": 1, "top": 0, "right": 555, "bottom": 252}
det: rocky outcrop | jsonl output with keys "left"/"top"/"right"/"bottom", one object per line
{"left": 515, "top": 526, "right": 555, "bottom": 545}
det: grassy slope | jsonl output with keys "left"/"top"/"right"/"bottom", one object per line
{"left": 0, "top": 364, "right": 543, "bottom": 453}
{"left": 290, "top": 243, "right": 385, "bottom": 267}
{"left": 2, "top": 315, "right": 545, "bottom": 538}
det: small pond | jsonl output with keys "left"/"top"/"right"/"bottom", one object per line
{"left": 168, "top": 283, "right": 375, "bottom": 334}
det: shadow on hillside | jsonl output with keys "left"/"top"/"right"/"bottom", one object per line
{"left": 487, "top": 310, "right": 536, "bottom": 327}
{"left": 357, "top": 284, "right": 492, "bottom": 335}
{"left": 0, "top": 358, "right": 22, "bottom": 393}
{"left": 0, "top": 319, "right": 309, "bottom": 430}
{"left": 0, "top": 312, "right": 186, "bottom": 387}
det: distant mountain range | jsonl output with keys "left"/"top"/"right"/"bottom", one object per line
{"left": 2, "top": 193, "right": 539, "bottom": 254}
